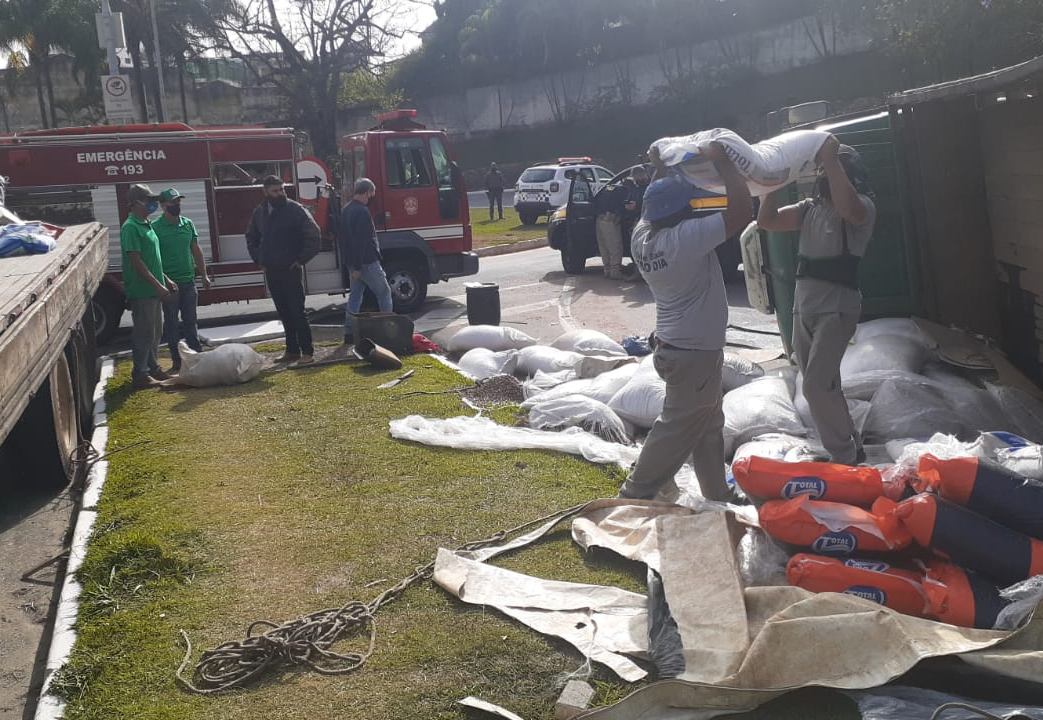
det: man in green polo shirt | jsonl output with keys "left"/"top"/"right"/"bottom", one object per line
{"left": 153, "top": 187, "right": 211, "bottom": 373}
{"left": 121, "top": 183, "right": 177, "bottom": 390}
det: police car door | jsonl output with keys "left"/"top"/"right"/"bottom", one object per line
{"left": 564, "top": 170, "right": 596, "bottom": 247}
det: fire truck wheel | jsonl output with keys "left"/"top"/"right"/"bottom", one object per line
{"left": 386, "top": 261, "right": 429, "bottom": 314}
{"left": 92, "top": 286, "right": 125, "bottom": 346}
{"left": 2, "top": 353, "right": 79, "bottom": 491}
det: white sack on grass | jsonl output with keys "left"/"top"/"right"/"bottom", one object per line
{"left": 527, "top": 395, "right": 631, "bottom": 444}
{"left": 652, "top": 128, "right": 829, "bottom": 197}
{"left": 389, "top": 415, "right": 641, "bottom": 468}
{"left": 840, "top": 333, "right": 931, "bottom": 380}
{"left": 550, "top": 329, "right": 626, "bottom": 357}
{"left": 447, "top": 325, "right": 536, "bottom": 353}
{"left": 521, "top": 363, "right": 640, "bottom": 407}
{"left": 723, "top": 377, "right": 806, "bottom": 458}
{"left": 458, "top": 348, "right": 519, "bottom": 380}
{"left": 515, "top": 345, "right": 584, "bottom": 377}
{"left": 175, "top": 342, "right": 263, "bottom": 387}
{"left": 522, "top": 369, "right": 576, "bottom": 399}
{"left": 722, "top": 351, "right": 765, "bottom": 393}
{"left": 608, "top": 363, "right": 666, "bottom": 429}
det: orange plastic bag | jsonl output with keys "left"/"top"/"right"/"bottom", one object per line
{"left": 923, "top": 560, "right": 1011, "bottom": 629}
{"left": 786, "top": 553, "right": 930, "bottom": 617}
{"left": 896, "top": 493, "right": 1043, "bottom": 586}
{"left": 759, "top": 496, "right": 912, "bottom": 556}
{"left": 916, "top": 454, "right": 1043, "bottom": 539}
{"left": 733, "top": 456, "right": 884, "bottom": 505}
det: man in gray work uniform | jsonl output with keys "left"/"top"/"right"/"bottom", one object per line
{"left": 757, "top": 136, "right": 876, "bottom": 466}
{"left": 617, "top": 142, "right": 753, "bottom": 502}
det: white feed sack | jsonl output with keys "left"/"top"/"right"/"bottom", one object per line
{"left": 550, "top": 329, "right": 627, "bottom": 357}
{"left": 447, "top": 325, "right": 537, "bottom": 353}
{"left": 608, "top": 362, "right": 666, "bottom": 430}
{"left": 526, "top": 395, "right": 631, "bottom": 444}
{"left": 723, "top": 377, "right": 806, "bottom": 459}
{"left": 651, "top": 128, "right": 829, "bottom": 197}
{"left": 516, "top": 345, "right": 585, "bottom": 377}
{"left": 175, "top": 342, "right": 263, "bottom": 387}
{"left": 722, "top": 351, "right": 765, "bottom": 393}
{"left": 458, "top": 348, "right": 519, "bottom": 380}
{"left": 840, "top": 333, "right": 931, "bottom": 381}
{"left": 522, "top": 363, "right": 640, "bottom": 407}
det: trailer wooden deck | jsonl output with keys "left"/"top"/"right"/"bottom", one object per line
{"left": 0, "top": 222, "right": 107, "bottom": 443}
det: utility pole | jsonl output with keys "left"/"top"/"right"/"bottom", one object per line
{"left": 149, "top": 0, "right": 167, "bottom": 122}
{"left": 100, "top": 0, "right": 120, "bottom": 76}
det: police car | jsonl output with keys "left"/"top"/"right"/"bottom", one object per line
{"left": 513, "top": 157, "right": 613, "bottom": 225}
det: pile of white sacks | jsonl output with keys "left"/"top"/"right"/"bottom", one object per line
{"left": 445, "top": 319, "right": 1043, "bottom": 465}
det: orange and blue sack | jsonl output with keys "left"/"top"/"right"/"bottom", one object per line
{"left": 759, "top": 496, "right": 912, "bottom": 556}
{"left": 733, "top": 456, "right": 885, "bottom": 505}
{"left": 923, "top": 560, "right": 1011, "bottom": 629}
{"left": 896, "top": 493, "right": 1043, "bottom": 586}
{"left": 786, "top": 553, "right": 931, "bottom": 617}
{"left": 916, "top": 454, "right": 1043, "bottom": 539}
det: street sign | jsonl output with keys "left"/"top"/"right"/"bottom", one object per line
{"left": 101, "top": 74, "right": 135, "bottom": 124}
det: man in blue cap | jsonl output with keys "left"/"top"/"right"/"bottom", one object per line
{"left": 617, "top": 142, "right": 752, "bottom": 502}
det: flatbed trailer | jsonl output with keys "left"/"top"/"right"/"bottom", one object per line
{"left": 0, "top": 222, "right": 107, "bottom": 490}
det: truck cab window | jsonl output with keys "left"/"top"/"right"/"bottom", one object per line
{"left": 385, "top": 138, "right": 432, "bottom": 188}
{"left": 429, "top": 136, "right": 459, "bottom": 220}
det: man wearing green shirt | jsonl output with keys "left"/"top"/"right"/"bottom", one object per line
{"left": 153, "top": 187, "right": 211, "bottom": 373}
{"left": 121, "top": 183, "right": 177, "bottom": 390}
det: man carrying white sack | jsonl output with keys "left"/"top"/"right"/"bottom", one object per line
{"left": 617, "top": 142, "right": 752, "bottom": 502}
{"left": 757, "top": 136, "right": 876, "bottom": 466}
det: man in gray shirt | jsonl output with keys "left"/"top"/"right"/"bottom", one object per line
{"left": 617, "top": 142, "right": 753, "bottom": 502}
{"left": 758, "top": 136, "right": 876, "bottom": 465}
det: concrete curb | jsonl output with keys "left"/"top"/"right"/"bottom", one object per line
{"left": 35, "top": 358, "right": 116, "bottom": 720}
{"left": 475, "top": 236, "right": 549, "bottom": 258}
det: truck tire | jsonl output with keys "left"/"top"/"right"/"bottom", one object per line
{"left": 67, "top": 311, "right": 99, "bottom": 438}
{"left": 3, "top": 353, "right": 80, "bottom": 491}
{"left": 519, "top": 212, "right": 539, "bottom": 226}
{"left": 561, "top": 241, "right": 586, "bottom": 275}
{"left": 386, "top": 261, "right": 429, "bottom": 314}
{"left": 92, "top": 285, "right": 125, "bottom": 346}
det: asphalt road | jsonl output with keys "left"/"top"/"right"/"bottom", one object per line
{"left": 2, "top": 245, "right": 781, "bottom": 719}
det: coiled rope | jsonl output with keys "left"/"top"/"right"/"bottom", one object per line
{"left": 176, "top": 502, "right": 586, "bottom": 694}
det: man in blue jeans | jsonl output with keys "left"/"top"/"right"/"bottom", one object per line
{"left": 338, "top": 178, "right": 393, "bottom": 343}
{"left": 153, "top": 187, "right": 211, "bottom": 373}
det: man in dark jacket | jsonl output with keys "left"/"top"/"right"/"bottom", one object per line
{"left": 484, "top": 162, "right": 505, "bottom": 221}
{"left": 246, "top": 175, "right": 321, "bottom": 364}
{"left": 337, "top": 178, "right": 393, "bottom": 343}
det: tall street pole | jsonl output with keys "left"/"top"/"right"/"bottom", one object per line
{"left": 100, "top": 0, "right": 120, "bottom": 76}
{"left": 149, "top": 0, "right": 167, "bottom": 121}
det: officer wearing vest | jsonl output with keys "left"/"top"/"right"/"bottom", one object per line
{"left": 758, "top": 135, "right": 876, "bottom": 466}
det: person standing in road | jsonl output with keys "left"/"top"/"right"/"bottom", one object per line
{"left": 484, "top": 162, "right": 505, "bottom": 221}
{"left": 246, "top": 175, "right": 321, "bottom": 365}
{"left": 121, "top": 183, "right": 176, "bottom": 390}
{"left": 757, "top": 136, "right": 876, "bottom": 466}
{"left": 594, "top": 178, "right": 630, "bottom": 280}
{"left": 617, "top": 143, "right": 753, "bottom": 502}
{"left": 153, "top": 187, "right": 210, "bottom": 374}
{"left": 338, "top": 178, "right": 393, "bottom": 344}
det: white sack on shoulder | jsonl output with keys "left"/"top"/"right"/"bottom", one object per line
{"left": 458, "top": 348, "right": 519, "bottom": 380}
{"left": 447, "top": 325, "right": 536, "bottom": 353}
{"left": 176, "top": 342, "right": 263, "bottom": 387}
{"left": 527, "top": 395, "right": 631, "bottom": 444}
{"left": 651, "top": 128, "right": 829, "bottom": 197}
{"left": 550, "top": 329, "right": 626, "bottom": 357}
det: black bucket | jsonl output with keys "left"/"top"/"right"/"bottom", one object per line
{"left": 349, "top": 312, "right": 414, "bottom": 356}
{"left": 465, "top": 282, "right": 501, "bottom": 326}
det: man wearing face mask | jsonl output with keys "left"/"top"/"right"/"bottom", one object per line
{"left": 121, "top": 183, "right": 177, "bottom": 390}
{"left": 153, "top": 188, "right": 210, "bottom": 373}
{"left": 758, "top": 135, "right": 876, "bottom": 466}
{"left": 246, "top": 175, "right": 322, "bottom": 365}
{"left": 338, "top": 178, "right": 393, "bottom": 344}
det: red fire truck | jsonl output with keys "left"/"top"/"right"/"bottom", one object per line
{"left": 0, "top": 112, "right": 477, "bottom": 343}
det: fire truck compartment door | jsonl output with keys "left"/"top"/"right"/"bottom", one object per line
{"left": 92, "top": 180, "right": 212, "bottom": 272}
